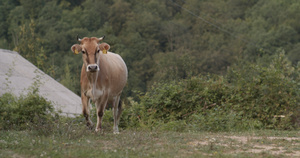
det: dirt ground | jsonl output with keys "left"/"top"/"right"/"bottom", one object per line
{"left": 188, "top": 135, "right": 300, "bottom": 157}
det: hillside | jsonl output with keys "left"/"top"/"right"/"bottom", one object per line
{"left": 1, "top": 0, "right": 300, "bottom": 96}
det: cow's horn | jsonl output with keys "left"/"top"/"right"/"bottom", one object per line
{"left": 98, "top": 36, "right": 105, "bottom": 41}
{"left": 77, "top": 34, "right": 82, "bottom": 42}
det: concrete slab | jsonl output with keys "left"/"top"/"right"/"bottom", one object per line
{"left": 0, "top": 49, "right": 82, "bottom": 117}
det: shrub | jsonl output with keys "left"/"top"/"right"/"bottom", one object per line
{"left": 0, "top": 90, "right": 56, "bottom": 130}
{"left": 121, "top": 75, "right": 232, "bottom": 131}
{"left": 226, "top": 52, "right": 300, "bottom": 129}
{"left": 140, "top": 75, "right": 227, "bottom": 124}
{"left": 122, "top": 52, "right": 300, "bottom": 131}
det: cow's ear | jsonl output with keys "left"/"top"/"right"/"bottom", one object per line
{"left": 71, "top": 44, "right": 82, "bottom": 55}
{"left": 99, "top": 43, "right": 110, "bottom": 54}
{"left": 99, "top": 43, "right": 110, "bottom": 51}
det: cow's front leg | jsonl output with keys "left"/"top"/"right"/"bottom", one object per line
{"left": 81, "top": 94, "right": 93, "bottom": 128}
{"left": 95, "top": 95, "right": 108, "bottom": 132}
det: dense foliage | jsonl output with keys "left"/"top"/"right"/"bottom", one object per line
{"left": 1, "top": 0, "right": 299, "bottom": 131}
{"left": 120, "top": 53, "right": 300, "bottom": 131}
{"left": 0, "top": 54, "right": 299, "bottom": 132}
{"left": 1, "top": 0, "right": 300, "bottom": 96}
{"left": 0, "top": 91, "right": 56, "bottom": 130}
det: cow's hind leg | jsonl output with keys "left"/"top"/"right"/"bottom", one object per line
{"left": 113, "top": 96, "right": 122, "bottom": 134}
{"left": 81, "top": 94, "right": 93, "bottom": 128}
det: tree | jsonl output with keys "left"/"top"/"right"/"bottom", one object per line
{"left": 13, "top": 19, "right": 48, "bottom": 72}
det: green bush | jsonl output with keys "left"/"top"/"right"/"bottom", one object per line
{"left": 0, "top": 91, "right": 56, "bottom": 130}
{"left": 122, "top": 52, "right": 300, "bottom": 131}
{"left": 226, "top": 52, "right": 300, "bottom": 129}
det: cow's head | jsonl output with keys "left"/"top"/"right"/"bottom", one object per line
{"left": 71, "top": 36, "right": 110, "bottom": 73}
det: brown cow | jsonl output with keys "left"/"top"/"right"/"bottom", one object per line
{"left": 71, "top": 36, "right": 128, "bottom": 134}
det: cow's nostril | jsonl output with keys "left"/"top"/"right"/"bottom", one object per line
{"left": 87, "top": 65, "right": 98, "bottom": 72}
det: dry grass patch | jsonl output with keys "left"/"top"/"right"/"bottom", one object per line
{"left": 1, "top": 129, "right": 299, "bottom": 157}
{"left": 188, "top": 134, "right": 300, "bottom": 157}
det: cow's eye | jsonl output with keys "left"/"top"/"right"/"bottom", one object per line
{"left": 97, "top": 49, "right": 100, "bottom": 53}
{"left": 82, "top": 51, "right": 86, "bottom": 54}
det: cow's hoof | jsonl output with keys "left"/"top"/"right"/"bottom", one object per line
{"left": 95, "top": 128, "right": 104, "bottom": 134}
{"left": 87, "top": 121, "right": 94, "bottom": 128}
{"left": 87, "top": 126, "right": 93, "bottom": 130}
{"left": 113, "top": 126, "right": 119, "bottom": 134}
{"left": 113, "top": 131, "right": 120, "bottom": 135}
{"left": 86, "top": 124, "right": 94, "bottom": 130}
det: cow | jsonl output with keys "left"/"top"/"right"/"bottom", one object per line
{"left": 71, "top": 36, "right": 128, "bottom": 134}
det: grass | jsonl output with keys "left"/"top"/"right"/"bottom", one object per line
{"left": 0, "top": 124, "right": 299, "bottom": 158}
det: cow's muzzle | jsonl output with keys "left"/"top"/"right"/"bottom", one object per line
{"left": 87, "top": 64, "right": 99, "bottom": 72}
